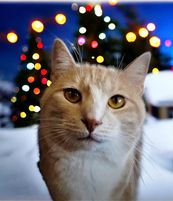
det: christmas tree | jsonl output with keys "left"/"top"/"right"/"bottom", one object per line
{"left": 118, "top": 5, "right": 171, "bottom": 72}
{"left": 74, "top": 4, "right": 171, "bottom": 72}
{"left": 11, "top": 30, "right": 50, "bottom": 127}
{"left": 73, "top": 4, "right": 120, "bottom": 66}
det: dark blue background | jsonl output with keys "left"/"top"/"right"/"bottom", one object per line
{"left": 0, "top": 2, "right": 173, "bottom": 81}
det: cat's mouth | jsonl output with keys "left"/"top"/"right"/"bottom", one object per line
{"left": 77, "top": 134, "right": 102, "bottom": 143}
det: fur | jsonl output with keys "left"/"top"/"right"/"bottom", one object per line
{"left": 38, "top": 39, "right": 151, "bottom": 201}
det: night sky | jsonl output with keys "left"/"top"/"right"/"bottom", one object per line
{"left": 1, "top": 2, "right": 173, "bottom": 82}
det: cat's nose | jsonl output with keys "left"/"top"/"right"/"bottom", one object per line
{"left": 81, "top": 118, "right": 102, "bottom": 133}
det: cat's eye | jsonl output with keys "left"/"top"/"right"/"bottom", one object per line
{"left": 64, "top": 88, "right": 81, "bottom": 103}
{"left": 108, "top": 95, "right": 126, "bottom": 109}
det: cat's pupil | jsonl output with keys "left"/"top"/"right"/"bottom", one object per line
{"left": 108, "top": 95, "right": 125, "bottom": 109}
{"left": 64, "top": 88, "right": 81, "bottom": 103}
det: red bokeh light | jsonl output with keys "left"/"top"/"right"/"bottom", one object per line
{"left": 91, "top": 40, "right": 98, "bottom": 48}
{"left": 12, "top": 115, "right": 18, "bottom": 122}
{"left": 41, "top": 69, "right": 47, "bottom": 75}
{"left": 20, "top": 54, "right": 26, "bottom": 61}
{"left": 85, "top": 4, "right": 93, "bottom": 12}
{"left": 37, "top": 42, "right": 43, "bottom": 49}
{"left": 41, "top": 78, "right": 48, "bottom": 85}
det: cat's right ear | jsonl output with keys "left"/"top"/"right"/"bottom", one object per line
{"left": 51, "top": 39, "right": 75, "bottom": 82}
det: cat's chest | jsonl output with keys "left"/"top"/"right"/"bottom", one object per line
{"left": 54, "top": 152, "right": 122, "bottom": 200}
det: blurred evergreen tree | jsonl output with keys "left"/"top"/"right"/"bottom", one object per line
{"left": 74, "top": 4, "right": 171, "bottom": 72}
{"left": 11, "top": 30, "right": 50, "bottom": 127}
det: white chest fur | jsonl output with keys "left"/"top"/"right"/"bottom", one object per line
{"left": 52, "top": 150, "right": 124, "bottom": 201}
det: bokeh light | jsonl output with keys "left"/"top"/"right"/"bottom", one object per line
{"left": 41, "top": 69, "right": 48, "bottom": 75}
{"left": 79, "top": 27, "right": 87, "bottom": 34}
{"left": 20, "top": 54, "right": 26, "bottom": 61}
{"left": 126, "top": 32, "right": 137, "bottom": 42}
{"left": 27, "top": 63, "right": 34, "bottom": 70}
{"left": 35, "top": 63, "right": 41, "bottom": 70}
{"left": 71, "top": 3, "right": 78, "bottom": 11}
{"left": 41, "top": 78, "right": 48, "bottom": 85}
{"left": 11, "top": 96, "right": 17, "bottom": 103}
{"left": 165, "top": 40, "right": 172, "bottom": 47}
{"left": 94, "top": 4, "right": 102, "bottom": 17}
{"left": 108, "top": 0, "right": 118, "bottom": 6}
{"left": 85, "top": 4, "right": 93, "bottom": 12}
{"left": 22, "top": 85, "right": 30, "bottom": 92}
{"left": 28, "top": 76, "right": 35, "bottom": 83}
{"left": 33, "top": 88, "right": 40, "bottom": 95}
{"left": 138, "top": 27, "right": 149, "bottom": 38}
{"left": 91, "top": 40, "right": 98, "bottom": 48}
{"left": 149, "top": 36, "right": 161, "bottom": 48}
{"left": 34, "top": 106, "right": 41, "bottom": 113}
{"left": 99, "top": 33, "right": 106, "bottom": 40}
{"left": 77, "top": 36, "right": 86, "bottom": 46}
{"left": 104, "top": 16, "right": 111, "bottom": 23}
{"left": 55, "top": 14, "right": 66, "bottom": 25}
{"left": 108, "top": 23, "right": 116, "bottom": 30}
{"left": 37, "top": 42, "right": 43, "bottom": 49}
{"left": 29, "top": 105, "right": 35, "bottom": 112}
{"left": 31, "top": 20, "right": 44, "bottom": 33}
{"left": 147, "top": 23, "right": 156, "bottom": 31}
{"left": 152, "top": 67, "right": 159, "bottom": 74}
{"left": 47, "top": 80, "right": 52, "bottom": 87}
{"left": 32, "top": 53, "right": 40, "bottom": 60}
{"left": 7, "top": 32, "right": 18, "bottom": 43}
{"left": 96, "top": 56, "right": 104, "bottom": 63}
{"left": 20, "top": 112, "right": 27, "bottom": 118}
{"left": 79, "top": 6, "right": 86, "bottom": 14}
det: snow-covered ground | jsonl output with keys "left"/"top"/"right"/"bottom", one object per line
{"left": 0, "top": 116, "right": 173, "bottom": 201}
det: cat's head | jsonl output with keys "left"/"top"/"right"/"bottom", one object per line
{"left": 40, "top": 39, "right": 151, "bottom": 153}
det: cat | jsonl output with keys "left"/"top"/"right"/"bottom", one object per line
{"left": 38, "top": 39, "right": 151, "bottom": 201}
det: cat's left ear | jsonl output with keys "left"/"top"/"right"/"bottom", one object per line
{"left": 51, "top": 39, "right": 75, "bottom": 82}
{"left": 123, "top": 52, "right": 151, "bottom": 93}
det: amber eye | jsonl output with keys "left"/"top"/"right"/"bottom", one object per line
{"left": 64, "top": 88, "right": 81, "bottom": 103}
{"left": 108, "top": 95, "right": 126, "bottom": 109}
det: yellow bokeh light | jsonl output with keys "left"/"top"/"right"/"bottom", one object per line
{"left": 47, "top": 80, "right": 52, "bottom": 87}
{"left": 35, "top": 63, "right": 41, "bottom": 70}
{"left": 11, "top": 96, "right": 17, "bottom": 103}
{"left": 7, "top": 32, "right": 18, "bottom": 43}
{"left": 55, "top": 14, "right": 66, "bottom": 25}
{"left": 108, "top": 0, "right": 118, "bottom": 6}
{"left": 152, "top": 67, "right": 159, "bottom": 74}
{"left": 31, "top": 20, "right": 44, "bottom": 33}
{"left": 20, "top": 112, "right": 27, "bottom": 118}
{"left": 139, "top": 27, "right": 149, "bottom": 38}
{"left": 126, "top": 32, "right": 136, "bottom": 42}
{"left": 32, "top": 53, "right": 40, "bottom": 60}
{"left": 96, "top": 56, "right": 104, "bottom": 63}
{"left": 149, "top": 36, "right": 161, "bottom": 48}
{"left": 29, "top": 105, "right": 35, "bottom": 112}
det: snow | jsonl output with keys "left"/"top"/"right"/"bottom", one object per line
{"left": 0, "top": 125, "right": 51, "bottom": 200}
{"left": 0, "top": 117, "right": 173, "bottom": 200}
{"left": 0, "top": 80, "right": 15, "bottom": 94}
{"left": 144, "top": 70, "right": 173, "bottom": 107}
{"left": 0, "top": 103, "right": 11, "bottom": 116}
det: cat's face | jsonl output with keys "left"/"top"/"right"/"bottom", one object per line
{"left": 40, "top": 39, "right": 151, "bottom": 154}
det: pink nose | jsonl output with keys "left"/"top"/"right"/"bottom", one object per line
{"left": 81, "top": 118, "right": 102, "bottom": 133}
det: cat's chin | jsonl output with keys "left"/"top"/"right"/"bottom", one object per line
{"left": 77, "top": 135, "right": 102, "bottom": 143}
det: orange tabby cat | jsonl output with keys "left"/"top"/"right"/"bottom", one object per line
{"left": 38, "top": 39, "right": 151, "bottom": 201}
